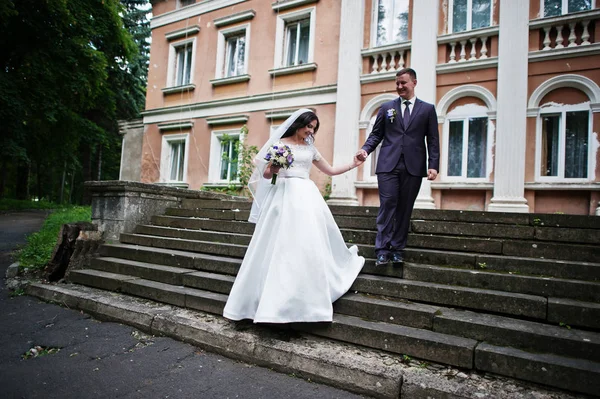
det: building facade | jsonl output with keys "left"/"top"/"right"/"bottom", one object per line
{"left": 129, "top": 0, "right": 600, "bottom": 215}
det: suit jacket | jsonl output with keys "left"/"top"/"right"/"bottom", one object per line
{"left": 362, "top": 97, "right": 440, "bottom": 177}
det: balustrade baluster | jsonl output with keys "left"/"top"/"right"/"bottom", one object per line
{"left": 555, "top": 25, "right": 564, "bottom": 48}
{"left": 371, "top": 55, "right": 379, "bottom": 74}
{"left": 398, "top": 51, "right": 405, "bottom": 69}
{"left": 388, "top": 51, "right": 397, "bottom": 71}
{"left": 448, "top": 42, "right": 457, "bottom": 63}
{"left": 542, "top": 26, "right": 552, "bottom": 50}
{"left": 469, "top": 37, "right": 478, "bottom": 60}
{"left": 380, "top": 52, "right": 388, "bottom": 72}
{"left": 567, "top": 23, "right": 577, "bottom": 47}
{"left": 459, "top": 40, "right": 467, "bottom": 62}
{"left": 480, "top": 36, "right": 488, "bottom": 58}
{"left": 581, "top": 20, "right": 591, "bottom": 45}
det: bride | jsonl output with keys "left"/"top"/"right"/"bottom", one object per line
{"left": 223, "top": 109, "right": 365, "bottom": 323}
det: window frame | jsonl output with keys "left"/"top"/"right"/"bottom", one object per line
{"left": 370, "top": 0, "right": 410, "bottom": 47}
{"left": 535, "top": 102, "right": 593, "bottom": 182}
{"left": 166, "top": 37, "right": 196, "bottom": 88}
{"left": 273, "top": 7, "right": 316, "bottom": 69}
{"left": 441, "top": 104, "right": 493, "bottom": 182}
{"left": 215, "top": 24, "right": 250, "bottom": 80}
{"left": 541, "top": 0, "right": 595, "bottom": 17}
{"left": 448, "top": 0, "right": 493, "bottom": 34}
{"left": 178, "top": 0, "right": 196, "bottom": 8}
{"left": 160, "top": 133, "right": 190, "bottom": 184}
{"left": 209, "top": 129, "right": 245, "bottom": 183}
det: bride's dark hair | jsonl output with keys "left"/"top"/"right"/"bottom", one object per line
{"left": 281, "top": 111, "right": 320, "bottom": 139}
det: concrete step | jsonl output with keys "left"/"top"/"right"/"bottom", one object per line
{"left": 475, "top": 343, "right": 600, "bottom": 396}
{"left": 166, "top": 207, "right": 250, "bottom": 221}
{"left": 547, "top": 297, "right": 600, "bottom": 330}
{"left": 351, "top": 274, "right": 547, "bottom": 320}
{"left": 119, "top": 233, "right": 247, "bottom": 258}
{"left": 135, "top": 224, "right": 252, "bottom": 246}
{"left": 181, "top": 198, "right": 252, "bottom": 210}
{"left": 434, "top": 308, "right": 600, "bottom": 363}
{"left": 403, "top": 263, "right": 600, "bottom": 302}
{"left": 501, "top": 240, "right": 600, "bottom": 263}
{"left": 151, "top": 215, "right": 255, "bottom": 235}
{"left": 99, "top": 243, "right": 242, "bottom": 276}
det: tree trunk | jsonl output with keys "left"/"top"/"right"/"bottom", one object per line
{"left": 0, "top": 159, "right": 6, "bottom": 198}
{"left": 15, "top": 161, "right": 29, "bottom": 200}
{"left": 81, "top": 142, "right": 92, "bottom": 205}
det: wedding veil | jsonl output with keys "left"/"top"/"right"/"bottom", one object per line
{"left": 247, "top": 108, "right": 313, "bottom": 223}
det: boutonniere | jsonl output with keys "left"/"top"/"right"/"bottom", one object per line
{"left": 386, "top": 108, "right": 397, "bottom": 123}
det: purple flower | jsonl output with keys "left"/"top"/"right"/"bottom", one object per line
{"left": 287, "top": 155, "right": 293, "bottom": 164}
{"left": 265, "top": 154, "right": 271, "bottom": 160}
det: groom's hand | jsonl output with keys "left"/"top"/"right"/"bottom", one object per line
{"left": 427, "top": 169, "right": 438, "bottom": 180}
{"left": 355, "top": 149, "right": 368, "bottom": 162}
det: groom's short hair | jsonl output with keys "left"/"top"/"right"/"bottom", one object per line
{"left": 396, "top": 68, "right": 417, "bottom": 80}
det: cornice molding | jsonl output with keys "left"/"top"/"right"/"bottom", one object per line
{"left": 162, "top": 84, "right": 196, "bottom": 95}
{"left": 436, "top": 57, "right": 498, "bottom": 74}
{"left": 213, "top": 9, "right": 255, "bottom": 28}
{"left": 271, "top": 0, "right": 318, "bottom": 12}
{"left": 151, "top": 0, "right": 248, "bottom": 29}
{"left": 165, "top": 25, "right": 200, "bottom": 41}
{"left": 158, "top": 121, "right": 194, "bottom": 131}
{"left": 205, "top": 115, "right": 249, "bottom": 125}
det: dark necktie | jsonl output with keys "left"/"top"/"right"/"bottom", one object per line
{"left": 403, "top": 100, "right": 411, "bottom": 125}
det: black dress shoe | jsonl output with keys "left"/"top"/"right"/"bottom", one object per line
{"left": 391, "top": 252, "right": 404, "bottom": 264}
{"left": 375, "top": 254, "right": 389, "bottom": 266}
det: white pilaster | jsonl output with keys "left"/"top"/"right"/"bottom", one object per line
{"left": 488, "top": 0, "right": 530, "bottom": 213}
{"left": 327, "top": 0, "right": 364, "bottom": 206}
{"left": 410, "top": 0, "right": 438, "bottom": 209}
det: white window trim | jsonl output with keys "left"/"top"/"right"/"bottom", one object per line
{"left": 440, "top": 104, "right": 493, "bottom": 183}
{"left": 540, "top": 0, "right": 596, "bottom": 17}
{"left": 215, "top": 24, "right": 250, "bottom": 80}
{"left": 208, "top": 129, "right": 245, "bottom": 183}
{"left": 369, "top": 0, "right": 410, "bottom": 48}
{"left": 448, "top": 0, "right": 493, "bottom": 34}
{"left": 166, "top": 37, "right": 197, "bottom": 88}
{"left": 160, "top": 133, "right": 189, "bottom": 183}
{"left": 273, "top": 6, "right": 316, "bottom": 69}
{"left": 535, "top": 102, "right": 594, "bottom": 182}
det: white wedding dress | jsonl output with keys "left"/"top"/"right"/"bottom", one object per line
{"left": 223, "top": 142, "right": 365, "bottom": 323}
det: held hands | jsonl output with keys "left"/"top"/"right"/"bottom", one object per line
{"left": 355, "top": 149, "right": 368, "bottom": 162}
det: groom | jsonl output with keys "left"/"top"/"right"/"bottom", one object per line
{"left": 356, "top": 68, "right": 439, "bottom": 266}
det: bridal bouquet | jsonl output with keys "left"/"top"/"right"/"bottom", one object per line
{"left": 265, "top": 143, "right": 294, "bottom": 184}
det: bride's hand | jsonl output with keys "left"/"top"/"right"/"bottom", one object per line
{"left": 269, "top": 164, "right": 282, "bottom": 174}
{"left": 353, "top": 155, "right": 365, "bottom": 168}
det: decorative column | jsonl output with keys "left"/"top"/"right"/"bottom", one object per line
{"left": 488, "top": 0, "right": 530, "bottom": 213}
{"left": 326, "top": 0, "right": 364, "bottom": 206}
{"left": 410, "top": 0, "right": 438, "bottom": 209}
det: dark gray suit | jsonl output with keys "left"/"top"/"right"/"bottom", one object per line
{"left": 362, "top": 97, "right": 440, "bottom": 256}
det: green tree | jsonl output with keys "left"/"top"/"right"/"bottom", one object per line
{"left": 0, "top": 0, "right": 149, "bottom": 203}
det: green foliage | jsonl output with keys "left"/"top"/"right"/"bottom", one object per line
{"left": 202, "top": 125, "right": 258, "bottom": 197}
{"left": 10, "top": 288, "right": 25, "bottom": 297}
{"left": 18, "top": 206, "right": 92, "bottom": 269}
{"left": 0, "top": 199, "right": 59, "bottom": 211}
{"left": 0, "top": 0, "right": 150, "bottom": 203}
{"left": 322, "top": 178, "right": 332, "bottom": 200}
{"left": 477, "top": 262, "right": 487, "bottom": 269}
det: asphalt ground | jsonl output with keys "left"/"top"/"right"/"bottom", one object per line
{"left": 0, "top": 210, "right": 365, "bottom": 399}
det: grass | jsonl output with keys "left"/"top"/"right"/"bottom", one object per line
{"left": 0, "top": 198, "right": 60, "bottom": 211}
{"left": 18, "top": 206, "right": 92, "bottom": 269}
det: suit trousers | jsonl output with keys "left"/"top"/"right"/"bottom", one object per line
{"left": 375, "top": 154, "right": 422, "bottom": 256}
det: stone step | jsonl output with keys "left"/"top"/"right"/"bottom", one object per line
{"left": 547, "top": 297, "right": 600, "bottom": 331}
{"left": 181, "top": 198, "right": 252, "bottom": 210}
{"left": 91, "top": 257, "right": 235, "bottom": 294}
{"left": 303, "top": 314, "right": 477, "bottom": 369}
{"left": 434, "top": 308, "right": 600, "bottom": 363}
{"left": 351, "top": 274, "right": 547, "bottom": 320}
{"left": 119, "top": 233, "right": 247, "bottom": 258}
{"left": 475, "top": 343, "right": 600, "bottom": 396}
{"left": 501, "top": 240, "right": 600, "bottom": 263}
{"left": 99, "top": 243, "right": 242, "bottom": 276}
{"left": 69, "top": 269, "right": 227, "bottom": 315}
{"left": 135, "top": 224, "right": 252, "bottom": 246}
{"left": 403, "top": 263, "right": 600, "bottom": 302}
{"left": 152, "top": 215, "right": 255, "bottom": 235}
{"left": 165, "top": 207, "right": 250, "bottom": 221}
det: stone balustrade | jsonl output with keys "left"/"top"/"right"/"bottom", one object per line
{"left": 361, "top": 42, "right": 411, "bottom": 75}
{"left": 529, "top": 10, "right": 599, "bottom": 51}
{"left": 437, "top": 26, "right": 499, "bottom": 64}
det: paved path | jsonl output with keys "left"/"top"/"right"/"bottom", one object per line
{"left": 0, "top": 210, "right": 364, "bottom": 399}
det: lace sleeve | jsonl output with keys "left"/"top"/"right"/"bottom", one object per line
{"left": 313, "top": 147, "right": 322, "bottom": 162}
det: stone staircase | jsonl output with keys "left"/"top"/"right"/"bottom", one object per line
{"left": 68, "top": 198, "right": 600, "bottom": 397}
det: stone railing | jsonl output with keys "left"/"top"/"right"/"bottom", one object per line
{"left": 530, "top": 9, "right": 599, "bottom": 51}
{"left": 438, "top": 26, "right": 499, "bottom": 64}
{"left": 85, "top": 180, "right": 248, "bottom": 241}
{"left": 361, "top": 42, "right": 411, "bottom": 82}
